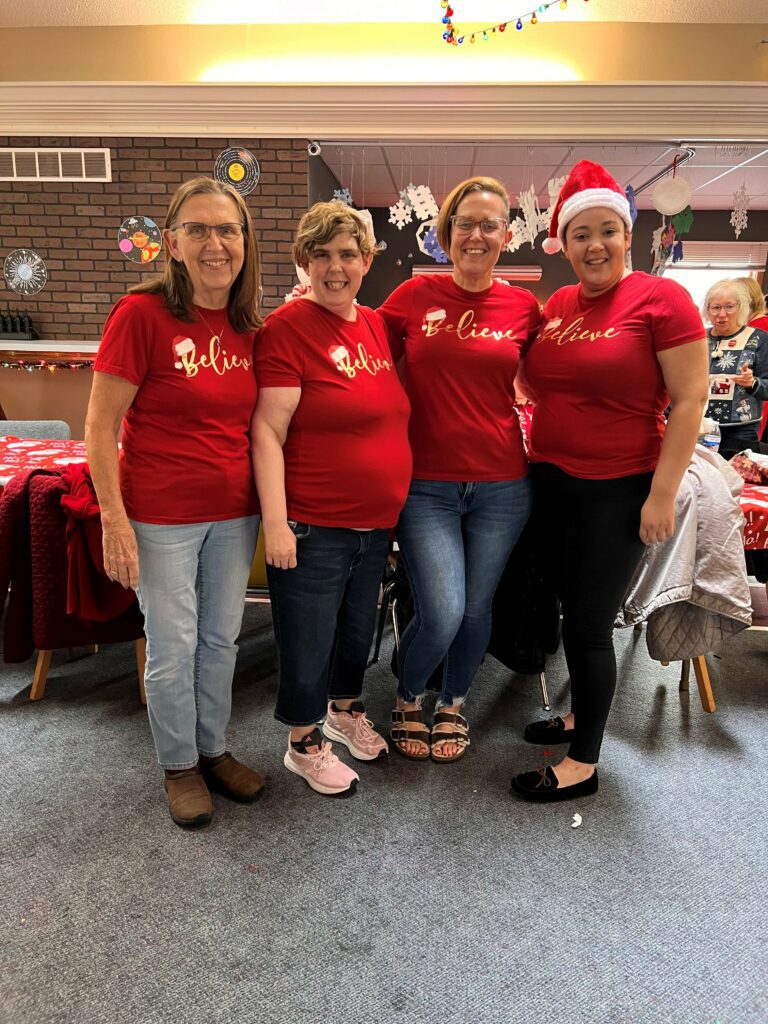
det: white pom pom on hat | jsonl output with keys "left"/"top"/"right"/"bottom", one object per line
{"left": 543, "top": 159, "right": 632, "bottom": 254}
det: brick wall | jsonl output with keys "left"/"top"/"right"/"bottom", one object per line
{"left": 0, "top": 136, "right": 309, "bottom": 340}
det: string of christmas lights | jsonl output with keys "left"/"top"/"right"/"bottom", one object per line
{"left": 440, "top": 0, "right": 590, "bottom": 45}
{"left": 0, "top": 359, "right": 94, "bottom": 372}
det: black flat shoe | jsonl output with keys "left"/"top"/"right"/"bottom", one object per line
{"left": 523, "top": 715, "right": 575, "bottom": 744}
{"left": 510, "top": 765, "right": 598, "bottom": 802}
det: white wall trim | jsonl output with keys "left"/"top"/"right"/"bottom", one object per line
{"left": 1, "top": 82, "right": 767, "bottom": 141}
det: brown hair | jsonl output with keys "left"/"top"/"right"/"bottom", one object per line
{"left": 435, "top": 176, "right": 510, "bottom": 254}
{"left": 130, "top": 176, "right": 263, "bottom": 332}
{"left": 293, "top": 201, "right": 375, "bottom": 267}
{"left": 735, "top": 276, "right": 766, "bottom": 319}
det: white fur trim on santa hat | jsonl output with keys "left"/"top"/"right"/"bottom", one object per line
{"left": 557, "top": 187, "right": 632, "bottom": 243}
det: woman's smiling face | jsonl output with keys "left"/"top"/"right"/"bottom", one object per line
{"left": 563, "top": 206, "right": 631, "bottom": 298}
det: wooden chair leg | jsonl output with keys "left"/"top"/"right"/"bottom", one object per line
{"left": 30, "top": 650, "right": 53, "bottom": 701}
{"left": 679, "top": 659, "right": 690, "bottom": 692}
{"left": 692, "top": 654, "right": 716, "bottom": 713}
{"left": 135, "top": 638, "right": 147, "bottom": 705}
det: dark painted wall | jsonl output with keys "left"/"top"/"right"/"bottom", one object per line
{"left": 357, "top": 207, "right": 768, "bottom": 308}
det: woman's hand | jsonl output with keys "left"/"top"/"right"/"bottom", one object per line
{"left": 102, "top": 518, "right": 139, "bottom": 589}
{"left": 733, "top": 362, "right": 756, "bottom": 388}
{"left": 264, "top": 522, "right": 298, "bottom": 570}
{"left": 639, "top": 494, "right": 676, "bottom": 546}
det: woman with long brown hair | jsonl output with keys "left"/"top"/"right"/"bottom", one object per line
{"left": 86, "top": 177, "right": 265, "bottom": 827}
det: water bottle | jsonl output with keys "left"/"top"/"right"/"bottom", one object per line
{"left": 698, "top": 416, "right": 721, "bottom": 453}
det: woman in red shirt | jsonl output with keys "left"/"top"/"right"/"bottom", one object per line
{"left": 511, "top": 160, "right": 709, "bottom": 802}
{"left": 378, "top": 177, "right": 541, "bottom": 762}
{"left": 252, "top": 202, "right": 411, "bottom": 798}
{"left": 86, "top": 177, "right": 265, "bottom": 827}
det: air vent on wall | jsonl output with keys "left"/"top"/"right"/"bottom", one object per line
{"left": 0, "top": 148, "right": 111, "bottom": 182}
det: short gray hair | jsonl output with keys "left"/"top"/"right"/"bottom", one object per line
{"left": 701, "top": 278, "right": 750, "bottom": 325}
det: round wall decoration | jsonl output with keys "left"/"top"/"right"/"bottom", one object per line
{"left": 117, "top": 216, "right": 162, "bottom": 264}
{"left": 214, "top": 147, "right": 260, "bottom": 196}
{"left": 4, "top": 249, "right": 48, "bottom": 294}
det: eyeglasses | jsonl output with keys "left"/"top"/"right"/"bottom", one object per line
{"left": 450, "top": 215, "right": 508, "bottom": 237}
{"left": 171, "top": 222, "right": 245, "bottom": 241}
{"left": 708, "top": 303, "right": 738, "bottom": 314}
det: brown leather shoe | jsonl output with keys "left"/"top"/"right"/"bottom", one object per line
{"left": 164, "top": 769, "right": 213, "bottom": 827}
{"left": 199, "top": 752, "right": 265, "bottom": 803}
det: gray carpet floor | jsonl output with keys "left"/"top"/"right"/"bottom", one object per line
{"left": 2, "top": 605, "right": 767, "bottom": 1024}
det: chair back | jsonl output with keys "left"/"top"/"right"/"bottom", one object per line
{"left": 0, "top": 420, "right": 71, "bottom": 440}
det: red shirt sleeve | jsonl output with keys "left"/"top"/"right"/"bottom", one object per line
{"left": 93, "top": 294, "right": 153, "bottom": 386}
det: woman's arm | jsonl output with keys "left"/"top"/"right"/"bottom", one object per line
{"left": 84, "top": 371, "right": 139, "bottom": 588}
{"left": 732, "top": 330, "right": 768, "bottom": 402}
{"left": 250, "top": 386, "right": 302, "bottom": 570}
{"left": 640, "top": 337, "right": 710, "bottom": 545}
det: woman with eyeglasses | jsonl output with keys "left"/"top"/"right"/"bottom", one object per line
{"left": 378, "top": 176, "right": 541, "bottom": 762}
{"left": 86, "top": 177, "right": 265, "bottom": 828}
{"left": 702, "top": 278, "right": 768, "bottom": 460}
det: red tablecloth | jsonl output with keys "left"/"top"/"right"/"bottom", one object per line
{"left": 0, "top": 437, "right": 87, "bottom": 489}
{"left": 741, "top": 482, "right": 768, "bottom": 552}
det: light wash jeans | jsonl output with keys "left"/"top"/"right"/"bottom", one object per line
{"left": 131, "top": 515, "right": 259, "bottom": 769}
{"left": 396, "top": 479, "right": 531, "bottom": 707}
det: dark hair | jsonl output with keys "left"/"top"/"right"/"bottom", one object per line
{"left": 130, "top": 176, "right": 263, "bottom": 332}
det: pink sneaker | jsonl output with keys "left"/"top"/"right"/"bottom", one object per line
{"left": 322, "top": 701, "right": 389, "bottom": 761}
{"left": 284, "top": 729, "right": 359, "bottom": 797}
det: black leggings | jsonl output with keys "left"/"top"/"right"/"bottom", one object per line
{"left": 531, "top": 463, "right": 653, "bottom": 764}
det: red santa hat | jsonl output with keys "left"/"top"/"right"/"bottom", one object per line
{"left": 542, "top": 160, "right": 632, "bottom": 254}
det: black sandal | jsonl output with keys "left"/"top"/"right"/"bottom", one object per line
{"left": 391, "top": 706, "right": 431, "bottom": 761}
{"left": 430, "top": 709, "right": 470, "bottom": 763}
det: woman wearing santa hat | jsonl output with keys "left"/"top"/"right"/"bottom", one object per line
{"left": 252, "top": 202, "right": 412, "bottom": 797}
{"left": 511, "top": 160, "right": 709, "bottom": 802}
{"left": 379, "top": 177, "right": 541, "bottom": 762}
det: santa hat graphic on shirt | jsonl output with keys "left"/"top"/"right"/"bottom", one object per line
{"left": 173, "top": 335, "right": 196, "bottom": 369}
{"left": 328, "top": 343, "right": 350, "bottom": 367}
{"left": 542, "top": 160, "right": 632, "bottom": 255}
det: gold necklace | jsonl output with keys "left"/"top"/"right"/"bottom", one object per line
{"left": 195, "top": 306, "right": 227, "bottom": 344}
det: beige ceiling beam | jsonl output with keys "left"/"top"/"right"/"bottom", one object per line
{"left": 1, "top": 83, "right": 767, "bottom": 142}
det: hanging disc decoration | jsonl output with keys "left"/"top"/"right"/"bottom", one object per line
{"left": 4, "top": 249, "right": 48, "bottom": 294}
{"left": 117, "top": 216, "right": 162, "bottom": 264}
{"left": 214, "top": 148, "right": 260, "bottom": 196}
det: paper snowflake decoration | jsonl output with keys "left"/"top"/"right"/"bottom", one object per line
{"left": 416, "top": 220, "right": 449, "bottom": 263}
{"left": 406, "top": 184, "right": 439, "bottom": 221}
{"left": 503, "top": 218, "right": 524, "bottom": 254}
{"left": 730, "top": 185, "right": 750, "bottom": 239}
{"left": 388, "top": 200, "right": 413, "bottom": 229}
{"left": 332, "top": 188, "right": 353, "bottom": 206}
{"left": 399, "top": 184, "right": 417, "bottom": 207}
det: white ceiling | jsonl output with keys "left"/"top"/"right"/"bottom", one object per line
{"left": 1, "top": 0, "right": 767, "bottom": 25}
{"left": 319, "top": 142, "right": 768, "bottom": 212}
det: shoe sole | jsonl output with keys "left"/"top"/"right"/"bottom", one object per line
{"left": 283, "top": 751, "right": 358, "bottom": 797}
{"left": 523, "top": 728, "right": 575, "bottom": 745}
{"left": 168, "top": 808, "right": 213, "bottom": 827}
{"left": 321, "top": 721, "right": 389, "bottom": 761}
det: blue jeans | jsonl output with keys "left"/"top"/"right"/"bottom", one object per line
{"left": 267, "top": 524, "right": 390, "bottom": 727}
{"left": 396, "top": 478, "right": 532, "bottom": 707}
{"left": 131, "top": 515, "right": 259, "bottom": 769}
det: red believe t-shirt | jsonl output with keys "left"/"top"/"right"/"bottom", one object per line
{"left": 94, "top": 292, "right": 259, "bottom": 524}
{"left": 253, "top": 299, "right": 412, "bottom": 529}
{"left": 378, "top": 275, "right": 541, "bottom": 481}
{"left": 522, "top": 272, "right": 705, "bottom": 479}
